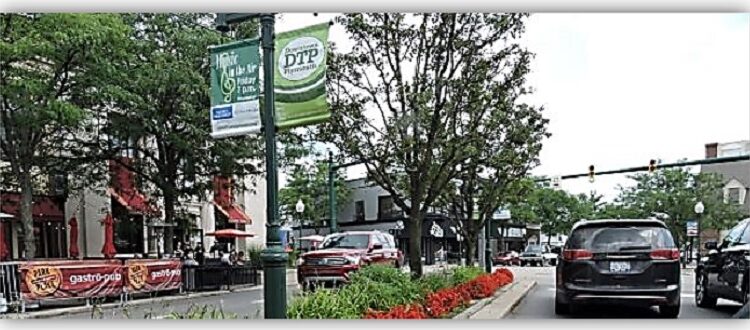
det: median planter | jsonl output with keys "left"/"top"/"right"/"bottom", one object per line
{"left": 287, "top": 265, "right": 514, "bottom": 319}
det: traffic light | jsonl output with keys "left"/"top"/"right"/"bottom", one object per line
{"left": 588, "top": 165, "right": 595, "bottom": 183}
{"left": 649, "top": 159, "right": 657, "bottom": 173}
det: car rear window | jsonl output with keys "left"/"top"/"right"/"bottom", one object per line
{"left": 567, "top": 225, "right": 676, "bottom": 252}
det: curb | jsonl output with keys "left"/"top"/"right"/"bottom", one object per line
{"left": 453, "top": 280, "right": 536, "bottom": 320}
{"left": 492, "top": 280, "right": 536, "bottom": 319}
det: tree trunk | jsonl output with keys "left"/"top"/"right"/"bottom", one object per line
{"left": 163, "top": 190, "right": 176, "bottom": 255}
{"left": 465, "top": 236, "right": 477, "bottom": 265}
{"left": 20, "top": 171, "right": 36, "bottom": 259}
{"left": 408, "top": 207, "right": 423, "bottom": 278}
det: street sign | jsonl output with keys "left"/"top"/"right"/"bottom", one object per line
{"left": 492, "top": 208, "right": 511, "bottom": 220}
{"left": 686, "top": 220, "right": 698, "bottom": 237}
{"left": 274, "top": 23, "right": 331, "bottom": 129}
{"left": 209, "top": 39, "right": 262, "bottom": 138}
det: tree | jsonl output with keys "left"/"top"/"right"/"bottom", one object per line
{"left": 279, "top": 160, "right": 351, "bottom": 234}
{"left": 615, "top": 168, "right": 744, "bottom": 246}
{"left": 0, "top": 14, "right": 130, "bottom": 258}
{"left": 326, "top": 13, "right": 534, "bottom": 277}
{"left": 509, "top": 183, "right": 587, "bottom": 243}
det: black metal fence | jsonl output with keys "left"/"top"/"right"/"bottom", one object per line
{"left": 182, "top": 264, "right": 260, "bottom": 292}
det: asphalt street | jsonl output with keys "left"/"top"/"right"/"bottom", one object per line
{"left": 504, "top": 266, "right": 743, "bottom": 319}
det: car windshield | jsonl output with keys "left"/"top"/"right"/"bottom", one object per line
{"left": 320, "top": 234, "right": 370, "bottom": 249}
{"left": 525, "top": 245, "right": 542, "bottom": 253}
{"left": 567, "top": 225, "right": 676, "bottom": 252}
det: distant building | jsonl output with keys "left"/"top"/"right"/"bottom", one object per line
{"left": 699, "top": 140, "right": 750, "bottom": 245}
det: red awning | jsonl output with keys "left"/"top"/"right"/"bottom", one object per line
{"left": 213, "top": 176, "right": 251, "bottom": 224}
{"left": 109, "top": 158, "right": 160, "bottom": 216}
{"left": 205, "top": 228, "right": 255, "bottom": 238}
{"left": 212, "top": 201, "right": 251, "bottom": 224}
{"left": 0, "top": 192, "right": 64, "bottom": 222}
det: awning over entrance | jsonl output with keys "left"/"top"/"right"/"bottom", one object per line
{"left": 0, "top": 192, "right": 65, "bottom": 222}
{"left": 108, "top": 158, "right": 160, "bottom": 216}
{"left": 213, "top": 176, "right": 251, "bottom": 224}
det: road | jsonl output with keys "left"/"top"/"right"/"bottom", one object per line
{"left": 58, "top": 284, "right": 301, "bottom": 319}
{"left": 504, "top": 266, "right": 743, "bottom": 319}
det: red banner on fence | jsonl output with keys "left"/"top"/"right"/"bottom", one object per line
{"left": 19, "top": 260, "right": 123, "bottom": 300}
{"left": 125, "top": 259, "right": 182, "bottom": 293}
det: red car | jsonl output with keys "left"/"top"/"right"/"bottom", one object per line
{"left": 296, "top": 231, "right": 404, "bottom": 290}
{"left": 492, "top": 250, "right": 521, "bottom": 266}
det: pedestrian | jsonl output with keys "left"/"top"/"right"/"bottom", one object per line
{"left": 210, "top": 241, "right": 222, "bottom": 258}
{"left": 236, "top": 251, "right": 246, "bottom": 266}
{"left": 194, "top": 243, "right": 205, "bottom": 264}
{"left": 229, "top": 250, "right": 238, "bottom": 265}
{"left": 184, "top": 252, "right": 199, "bottom": 266}
{"left": 220, "top": 251, "right": 231, "bottom": 265}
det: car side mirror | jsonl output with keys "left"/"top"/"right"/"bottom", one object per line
{"left": 704, "top": 241, "right": 718, "bottom": 251}
{"left": 370, "top": 244, "right": 383, "bottom": 252}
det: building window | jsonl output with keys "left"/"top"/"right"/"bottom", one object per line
{"left": 378, "top": 195, "right": 400, "bottom": 219}
{"left": 727, "top": 187, "right": 742, "bottom": 204}
{"left": 355, "top": 201, "right": 365, "bottom": 222}
{"left": 114, "top": 216, "right": 144, "bottom": 254}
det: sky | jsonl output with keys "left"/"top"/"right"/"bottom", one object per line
{"left": 275, "top": 13, "right": 750, "bottom": 201}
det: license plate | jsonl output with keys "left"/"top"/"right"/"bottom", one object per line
{"left": 609, "top": 261, "right": 631, "bottom": 273}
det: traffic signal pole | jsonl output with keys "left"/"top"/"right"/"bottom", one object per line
{"left": 537, "top": 155, "right": 750, "bottom": 183}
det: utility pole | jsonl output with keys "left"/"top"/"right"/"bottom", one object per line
{"left": 215, "top": 13, "right": 287, "bottom": 319}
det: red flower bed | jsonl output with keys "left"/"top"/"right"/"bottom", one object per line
{"left": 364, "top": 304, "right": 429, "bottom": 319}
{"left": 366, "top": 268, "right": 514, "bottom": 319}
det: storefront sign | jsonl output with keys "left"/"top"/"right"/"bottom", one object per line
{"left": 20, "top": 260, "right": 123, "bottom": 300}
{"left": 274, "top": 23, "right": 331, "bottom": 129}
{"left": 209, "top": 39, "right": 262, "bottom": 138}
{"left": 125, "top": 259, "right": 182, "bottom": 293}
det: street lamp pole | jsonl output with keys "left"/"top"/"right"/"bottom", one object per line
{"left": 296, "top": 199, "right": 305, "bottom": 250}
{"left": 215, "top": 13, "right": 288, "bottom": 319}
{"left": 328, "top": 151, "right": 338, "bottom": 234}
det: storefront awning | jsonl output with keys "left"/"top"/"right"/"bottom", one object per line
{"left": 213, "top": 176, "right": 251, "bottom": 224}
{"left": 0, "top": 192, "right": 65, "bottom": 222}
{"left": 109, "top": 158, "right": 160, "bottom": 216}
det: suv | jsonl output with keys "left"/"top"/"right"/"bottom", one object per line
{"left": 296, "top": 231, "right": 404, "bottom": 290}
{"left": 520, "top": 244, "right": 558, "bottom": 266}
{"left": 695, "top": 218, "right": 750, "bottom": 309}
{"left": 555, "top": 219, "right": 681, "bottom": 318}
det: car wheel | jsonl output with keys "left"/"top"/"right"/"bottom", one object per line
{"left": 695, "top": 271, "right": 717, "bottom": 308}
{"left": 660, "top": 304, "right": 680, "bottom": 318}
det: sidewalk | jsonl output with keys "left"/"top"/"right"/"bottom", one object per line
{"left": 1, "top": 269, "right": 299, "bottom": 319}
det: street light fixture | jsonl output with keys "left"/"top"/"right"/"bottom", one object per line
{"left": 694, "top": 201, "right": 705, "bottom": 264}
{"left": 296, "top": 199, "right": 305, "bottom": 249}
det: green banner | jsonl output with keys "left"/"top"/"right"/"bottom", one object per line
{"left": 274, "top": 23, "right": 330, "bottom": 129}
{"left": 209, "top": 39, "right": 261, "bottom": 138}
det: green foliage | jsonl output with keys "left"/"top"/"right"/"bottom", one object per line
{"left": 1, "top": 13, "right": 131, "bottom": 258}
{"left": 279, "top": 161, "right": 350, "bottom": 229}
{"left": 447, "top": 266, "right": 485, "bottom": 287}
{"left": 246, "top": 244, "right": 263, "bottom": 267}
{"left": 510, "top": 184, "right": 585, "bottom": 239}
{"left": 613, "top": 168, "right": 745, "bottom": 244}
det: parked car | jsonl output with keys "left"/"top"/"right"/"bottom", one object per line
{"left": 296, "top": 231, "right": 404, "bottom": 290}
{"left": 520, "top": 244, "right": 558, "bottom": 266}
{"left": 695, "top": 218, "right": 750, "bottom": 310}
{"left": 555, "top": 219, "right": 681, "bottom": 318}
{"left": 493, "top": 250, "right": 521, "bottom": 266}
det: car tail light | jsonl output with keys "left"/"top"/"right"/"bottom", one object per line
{"left": 562, "top": 249, "right": 593, "bottom": 261}
{"left": 650, "top": 248, "right": 680, "bottom": 260}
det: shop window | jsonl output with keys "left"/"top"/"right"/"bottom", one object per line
{"left": 114, "top": 215, "right": 144, "bottom": 254}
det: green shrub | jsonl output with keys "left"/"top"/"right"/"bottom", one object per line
{"left": 449, "top": 266, "right": 485, "bottom": 286}
{"left": 417, "top": 272, "right": 453, "bottom": 295}
{"left": 246, "top": 245, "right": 263, "bottom": 267}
